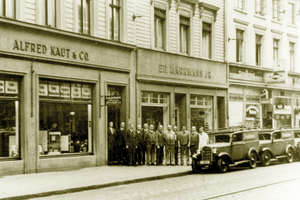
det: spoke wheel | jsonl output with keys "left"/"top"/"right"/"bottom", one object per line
{"left": 261, "top": 151, "right": 271, "bottom": 166}
{"left": 192, "top": 159, "right": 202, "bottom": 173}
{"left": 249, "top": 152, "right": 257, "bottom": 169}
{"left": 285, "top": 148, "right": 294, "bottom": 163}
{"left": 217, "top": 157, "right": 228, "bottom": 173}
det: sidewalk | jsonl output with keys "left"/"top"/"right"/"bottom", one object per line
{"left": 0, "top": 165, "right": 192, "bottom": 200}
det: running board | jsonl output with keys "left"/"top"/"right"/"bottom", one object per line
{"left": 229, "top": 160, "right": 249, "bottom": 167}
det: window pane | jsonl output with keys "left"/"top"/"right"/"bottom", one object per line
{"left": 150, "top": 93, "right": 159, "bottom": 103}
{"left": 113, "top": 7, "right": 119, "bottom": 40}
{"left": 6, "top": 0, "right": 15, "bottom": 18}
{"left": 110, "top": 1, "right": 120, "bottom": 41}
{"left": 82, "top": 0, "right": 89, "bottom": 34}
{"left": 48, "top": 0, "right": 56, "bottom": 27}
{"left": 202, "top": 23, "right": 212, "bottom": 59}
{"left": 77, "top": 0, "right": 82, "bottom": 33}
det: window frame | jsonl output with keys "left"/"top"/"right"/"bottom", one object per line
{"left": 273, "top": 39, "right": 279, "bottom": 60}
{"left": 272, "top": 0, "right": 284, "bottom": 21}
{"left": 255, "top": 0, "right": 267, "bottom": 16}
{"left": 109, "top": 0, "right": 121, "bottom": 41}
{"left": 202, "top": 22, "right": 212, "bottom": 59}
{"left": 255, "top": 34, "right": 262, "bottom": 66}
{"left": 289, "top": 42, "right": 295, "bottom": 71}
{"left": 235, "top": 0, "right": 244, "bottom": 10}
{"left": 76, "top": 0, "right": 91, "bottom": 35}
{"left": 154, "top": 7, "right": 166, "bottom": 51}
{"left": 0, "top": 0, "right": 16, "bottom": 19}
{"left": 288, "top": 3, "right": 295, "bottom": 25}
{"left": 179, "top": 15, "right": 190, "bottom": 55}
{"left": 236, "top": 29, "right": 244, "bottom": 62}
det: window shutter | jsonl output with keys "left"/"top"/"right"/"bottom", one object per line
{"left": 279, "top": 0, "right": 284, "bottom": 21}
{"left": 261, "top": 0, "right": 267, "bottom": 15}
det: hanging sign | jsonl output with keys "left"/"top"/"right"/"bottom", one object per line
{"left": 71, "top": 83, "right": 82, "bottom": 99}
{"left": 48, "top": 81, "right": 60, "bottom": 97}
{"left": 0, "top": 81, "right": 4, "bottom": 94}
{"left": 39, "top": 83, "right": 48, "bottom": 96}
{"left": 82, "top": 84, "right": 91, "bottom": 99}
{"left": 105, "top": 95, "right": 122, "bottom": 105}
{"left": 60, "top": 83, "right": 70, "bottom": 98}
{"left": 5, "top": 81, "right": 18, "bottom": 94}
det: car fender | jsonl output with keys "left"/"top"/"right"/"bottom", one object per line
{"left": 285, "top": 144, "right": 294, "bottom": 154}
{"left": 217, "top": 152, "right": 235, "bottom": 164}
{"left": 247, "top": 147, "right": 258, "bottom": 159}
{"left": 260, "top": 147, "right": 276, "bottom": 159}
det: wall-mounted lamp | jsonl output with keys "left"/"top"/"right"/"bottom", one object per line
{"left": 132, "top": 13, "right": 143, "bottom": 21}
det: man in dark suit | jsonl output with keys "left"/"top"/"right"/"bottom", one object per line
{"left": 156, "top": 125, "right": 164, "bottom": 165}
{"left": 108, "top": 121, "right": 116, "bottom": 163}
{"left": 142, "top": 123, "right": 148, "bottom": 164}
{"left": 126, "top": 122, "right": 137, "bottom": 166}
{"left": 136, "top": 124, "right": 146, "bottom": 165}
{"left": 115, "top": 122, "right": 126, "bottom": 165}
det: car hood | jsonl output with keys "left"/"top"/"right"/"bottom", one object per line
{"left": 205, "top": 143, "right": 231, "bottom": 148}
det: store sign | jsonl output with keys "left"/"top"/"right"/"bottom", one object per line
{"left": 246, "top": 105, "right": 259, "bottom": 115}
{"left": 60, "top": 83, "right": 70, "bottom": 98}
{"left": 5, "top": 81, "right": 18, "bottom": 94}
{"left": 274, "top": 105, "right": 291, "bottom": 114}
{"left": 82, "top": 85, "right": 91, "bottom": 99}
{"left": 159, "top": 64, "right": 212, "bottom": 79}
{"left": 71, "top": 83, "right": 82, "bottom": 98}
{"left": 229, "top": 67, "right": 263, "bottom": 82}
{"left": 0, "top": 81, "right": 4, "bottom": 93}
{"left": 246, "top": 95, "right": 260, "bottom": 102}
{"left": 12, "top": 40, "right": 89, "bottom": 61}
{"left": 229, "top": 93, "right": 243, "bottom": 101}
{"left": 105, "top": 95, "right": 122, "bottom": 105}
{"left": 264, "top": 72, "right": 286, "bottom": 84}
{"left": 48, "top": 81, "right": 60, "bottom": 97}
{"left": 39, "top": 83, "right": 48, "bottom": 96}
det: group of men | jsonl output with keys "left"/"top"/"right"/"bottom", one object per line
{"left": 108, "top": 121, "right": 209, "bottom": 166}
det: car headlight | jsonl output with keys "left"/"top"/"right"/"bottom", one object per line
{"left": 212, "top": 148, "right": 217, "bottom": 154}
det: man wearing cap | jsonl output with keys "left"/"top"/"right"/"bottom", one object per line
{"left": 164, "top": 125, "right": 176, "bottom": 165}
{"left": 189, "top": 126, "right": 199, "bottom": 165}
{"left": 156, "top": 125, "right": 164, "bottom": 165}
{"left": 144, "top": 124, "right": 156, "bottom": 165}
{"left": 178, "top": 125, "right": 190, "bottom": 165}
{"left": 136, "top": 124, "right": 146, "bottom": 165}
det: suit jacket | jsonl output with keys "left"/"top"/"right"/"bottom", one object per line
{"left": 145, "top": 130, "right": 156, "bottom": 145}
{"left": 190, "top": 132, "right": 199, "bottom": 146}
{"left": 156, "top": 130, "right": 164, "bottom": 146}
{"left": 136, "top": 130, "right": 146, "bottom": 148}
{"left": 115, "top": 128, "right": 126, "bottom": 147}
{"left": 126, "top": 129, "right": 137, "bottom": 147}
{"left": 108, "top": 127, "right": 116, "bottom": 148}
{"left": 178, "top": 130, "right": 190, "bottom": 146}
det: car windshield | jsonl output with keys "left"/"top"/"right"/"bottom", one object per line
{"left": 259, "top": 133, "right": 271, "bottom": 140}
{"left": 215, "top": 135, "right": 230, "bottom": 143}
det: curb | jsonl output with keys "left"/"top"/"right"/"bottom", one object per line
{"left": 1, "top": 171, "right": 192, "bottom": 200}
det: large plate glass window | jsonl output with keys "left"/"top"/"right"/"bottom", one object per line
{"left": 39, "top": 79, "right": 92, "bottom": 156}
{"left": 0, "top": 75, "right": 20, "bottom": 159}
{"left": 190, "top": 95, "right": 212, "bottom": 131}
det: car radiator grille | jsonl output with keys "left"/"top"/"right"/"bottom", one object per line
{"left": 202, "top": 146, "right": 212, "bottom": 161}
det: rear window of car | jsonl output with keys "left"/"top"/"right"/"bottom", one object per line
{"left": 259, "top": 134, "right": 271, "bottom": 140}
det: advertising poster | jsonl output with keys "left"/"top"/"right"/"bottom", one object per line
{"left": 5, "top": 81, "right": 18, "bottom": 94}
{"left": 71, "top": 83, "right": 82, "bottom": 99}
{"left": 60, "top": 83, "right": 71, "bottom": 98}
{"left": 48, "top": 81, "right": 60, "bottom": 97}
{"left": 39, "top": 83, "right": 48, "bottom": 96}
{"left": 82, "top": 84, "right": 91, "bottom": 99}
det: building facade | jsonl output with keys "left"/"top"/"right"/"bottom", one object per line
{"left": 227, "top": 0, "right": 300, "bottom": 130}
{"left": 0, "top": 0, "right": 227, "bottom": 175}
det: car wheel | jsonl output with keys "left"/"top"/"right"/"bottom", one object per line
{"left": 285, "top": 148, "right": 294, "bottom": 163}
{"left": 249, "top": 152, "right": 257, "bottom": 169}
{"left": 261, "top": 151, "right": 271, "bottom": 166}
{"left": 217, "top": 157, "right": 228, "bottom": 173}
{"left": 192, "top": 159, "right": 202, "bottom": 173}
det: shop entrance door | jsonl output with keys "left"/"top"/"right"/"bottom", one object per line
{"left": 175, "top": 107, "right": 180, "bottom": 128}
{"left": 142, "top": 106, "right": 169, "bottom": 130}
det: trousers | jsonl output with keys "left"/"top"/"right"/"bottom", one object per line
{"left": 180, "top": 145, "right": 188, "bottom": 165}
{"left": 156, "top": 146, "right": 164, "bottom": 165}
{"left": 147, "top": 145, "right": 155, "bottom": 164}
{"left": 165, "top": 145, "right": 175, "bottom": 165}
{"left": 127, "top": 147, "right": 136, "bottom": 166}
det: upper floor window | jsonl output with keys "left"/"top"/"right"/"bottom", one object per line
{"left": 273, "top": 0, "right": 284, "bottom": 21}
{"left": 154, "top": 8, "right": 166, "bottom": 50}
{"left": 179, "top": 15, "right": 190, "bottom": 55}
{"left": 109, "top": 0, "right": 121, "bottom": 41}
{"left": 77, "top": 0, "right": 90, "bottom": 34}
{"left": 288, "top": 3, "right": 295, "bottom": 25}
{"left": 235, "top": 0, "right": 244, "bottom": 10}
{"left": 202, "top": 22, "right": 212, "bottom": 59}
{"left": 273, "top": 39, "right": 279, "bottom": 60}
{"left": 0, "top": 0, "right": 16, "bottom": 18}
{"left": 290, "top": 42, "right": 295, "bottom": 71}
{"left": 236, "top": 29, "right": 244, "bottom": 62}
{"left": 41, "top": 0, "right": 56, "bottom": 27}
{"left": 255, "top": 0, "right": 267, "bottom": 15}
{"left": 255, "top": 34, "right": 262, "bottom": 66}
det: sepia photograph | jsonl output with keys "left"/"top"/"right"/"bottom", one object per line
{"left": 0, "top": 0, "right": 300, "bottom": 199}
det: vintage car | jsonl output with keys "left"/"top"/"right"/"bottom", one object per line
{"left": 192, "top": 129, "right": 260, "bottom": 173}
{"left": 258, "top": 129, "right": 295, "bottom": 166}
{"left": 294, "top": 130, "right": 300, "bottom": 159}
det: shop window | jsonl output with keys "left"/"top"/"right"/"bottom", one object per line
{"left": 179, "top": 15, "right": 190, "bottom": 55}
{"left": 154, "top": 8, "right": 166, "bottom": 50}
{"left": 0, "top": 0, "right": 16, "bottom": 18}
{"left": 109, "top": 0, "right": 121, "bottom": 41}
{"left": 236, "top": 29, "right": 244, "bottom": 62}
{"left": 39, "top": 79, "right": 92, "bottom": 155}
{"left": 77, "top": 0, "right": 90, "bottom": 34}
{"left": 190, "top": 95, "right": 212, "bottom": 106}
{"left": 245, "top": 104, "right": 260, "bottom": 128}
{"left": 190, "top": 95, "right": 212, "bottom": 131}
{"left": 274, "top": 97, "right": 291, "bottom": 129}
{"left": 40, "top": 0, "right": 56, "bottom": 27}
{"left": 0, "top": 75, "right": 20, "bottom": 159}
{"left": 255, "top": 0, "right": 267, "bottom": 15}
{"left": 141, "top": 92, "right": 169, "bottom": 105}
{"left": 202, "top": 22, "right": 212, "bottom": 59}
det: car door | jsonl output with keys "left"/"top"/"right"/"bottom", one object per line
{"left": 231, "top": 133, "right": 245, "bottom": 160}
{"left": 272, "top": 131, "right": 284, "bottom": 156}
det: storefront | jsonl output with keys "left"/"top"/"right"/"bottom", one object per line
{"left": 0, "top": 18, "right": 135, "bottom": 175}
{"left": 136, "top": 48, "right": 228, "bottom": 132}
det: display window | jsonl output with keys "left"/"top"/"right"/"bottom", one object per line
{"left": 294, "top": 97, "right": 300, "bottom": 128}
{"left": 274, "top": 97, "right": 292, "bottom": 129}
{"left": 39, "top": 79, "right": 92, "bottom": 156}
{"left": 245, "top": 104, "right": 260, "bottom": 128}
{"left": 190, "top": 95, "right": 212, "bottom": 131}
{"left": 229, "top": 93, "right": 243, "bottom": 127}
{"left": 0, "top": 75, "right": 20, "bottom": 159}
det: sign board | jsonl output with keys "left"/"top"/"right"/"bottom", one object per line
{"left": 105, "top": 95, "right": 122, "bottom": 105}
{"left": 5, "top": 81, "right": 18, "bottom": 94}
{"left": 264, "top": 71, "right": 286, "bottom": 84}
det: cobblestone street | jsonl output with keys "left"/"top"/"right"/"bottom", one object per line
{"left": 31, "top": 162, "right": 300, "bottom": 200}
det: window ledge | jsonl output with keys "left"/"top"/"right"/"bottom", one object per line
{"left": 288, "top": 24, "right": 297, "bottom": 29}
{"left": 234, "top": 8, "right": 247, "bottom": 15}
{"left": 271, "top": 19, "right": 282, "bottom": 25}
{"left": 254, "top": 14, "right": 266, "bottom": 20}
